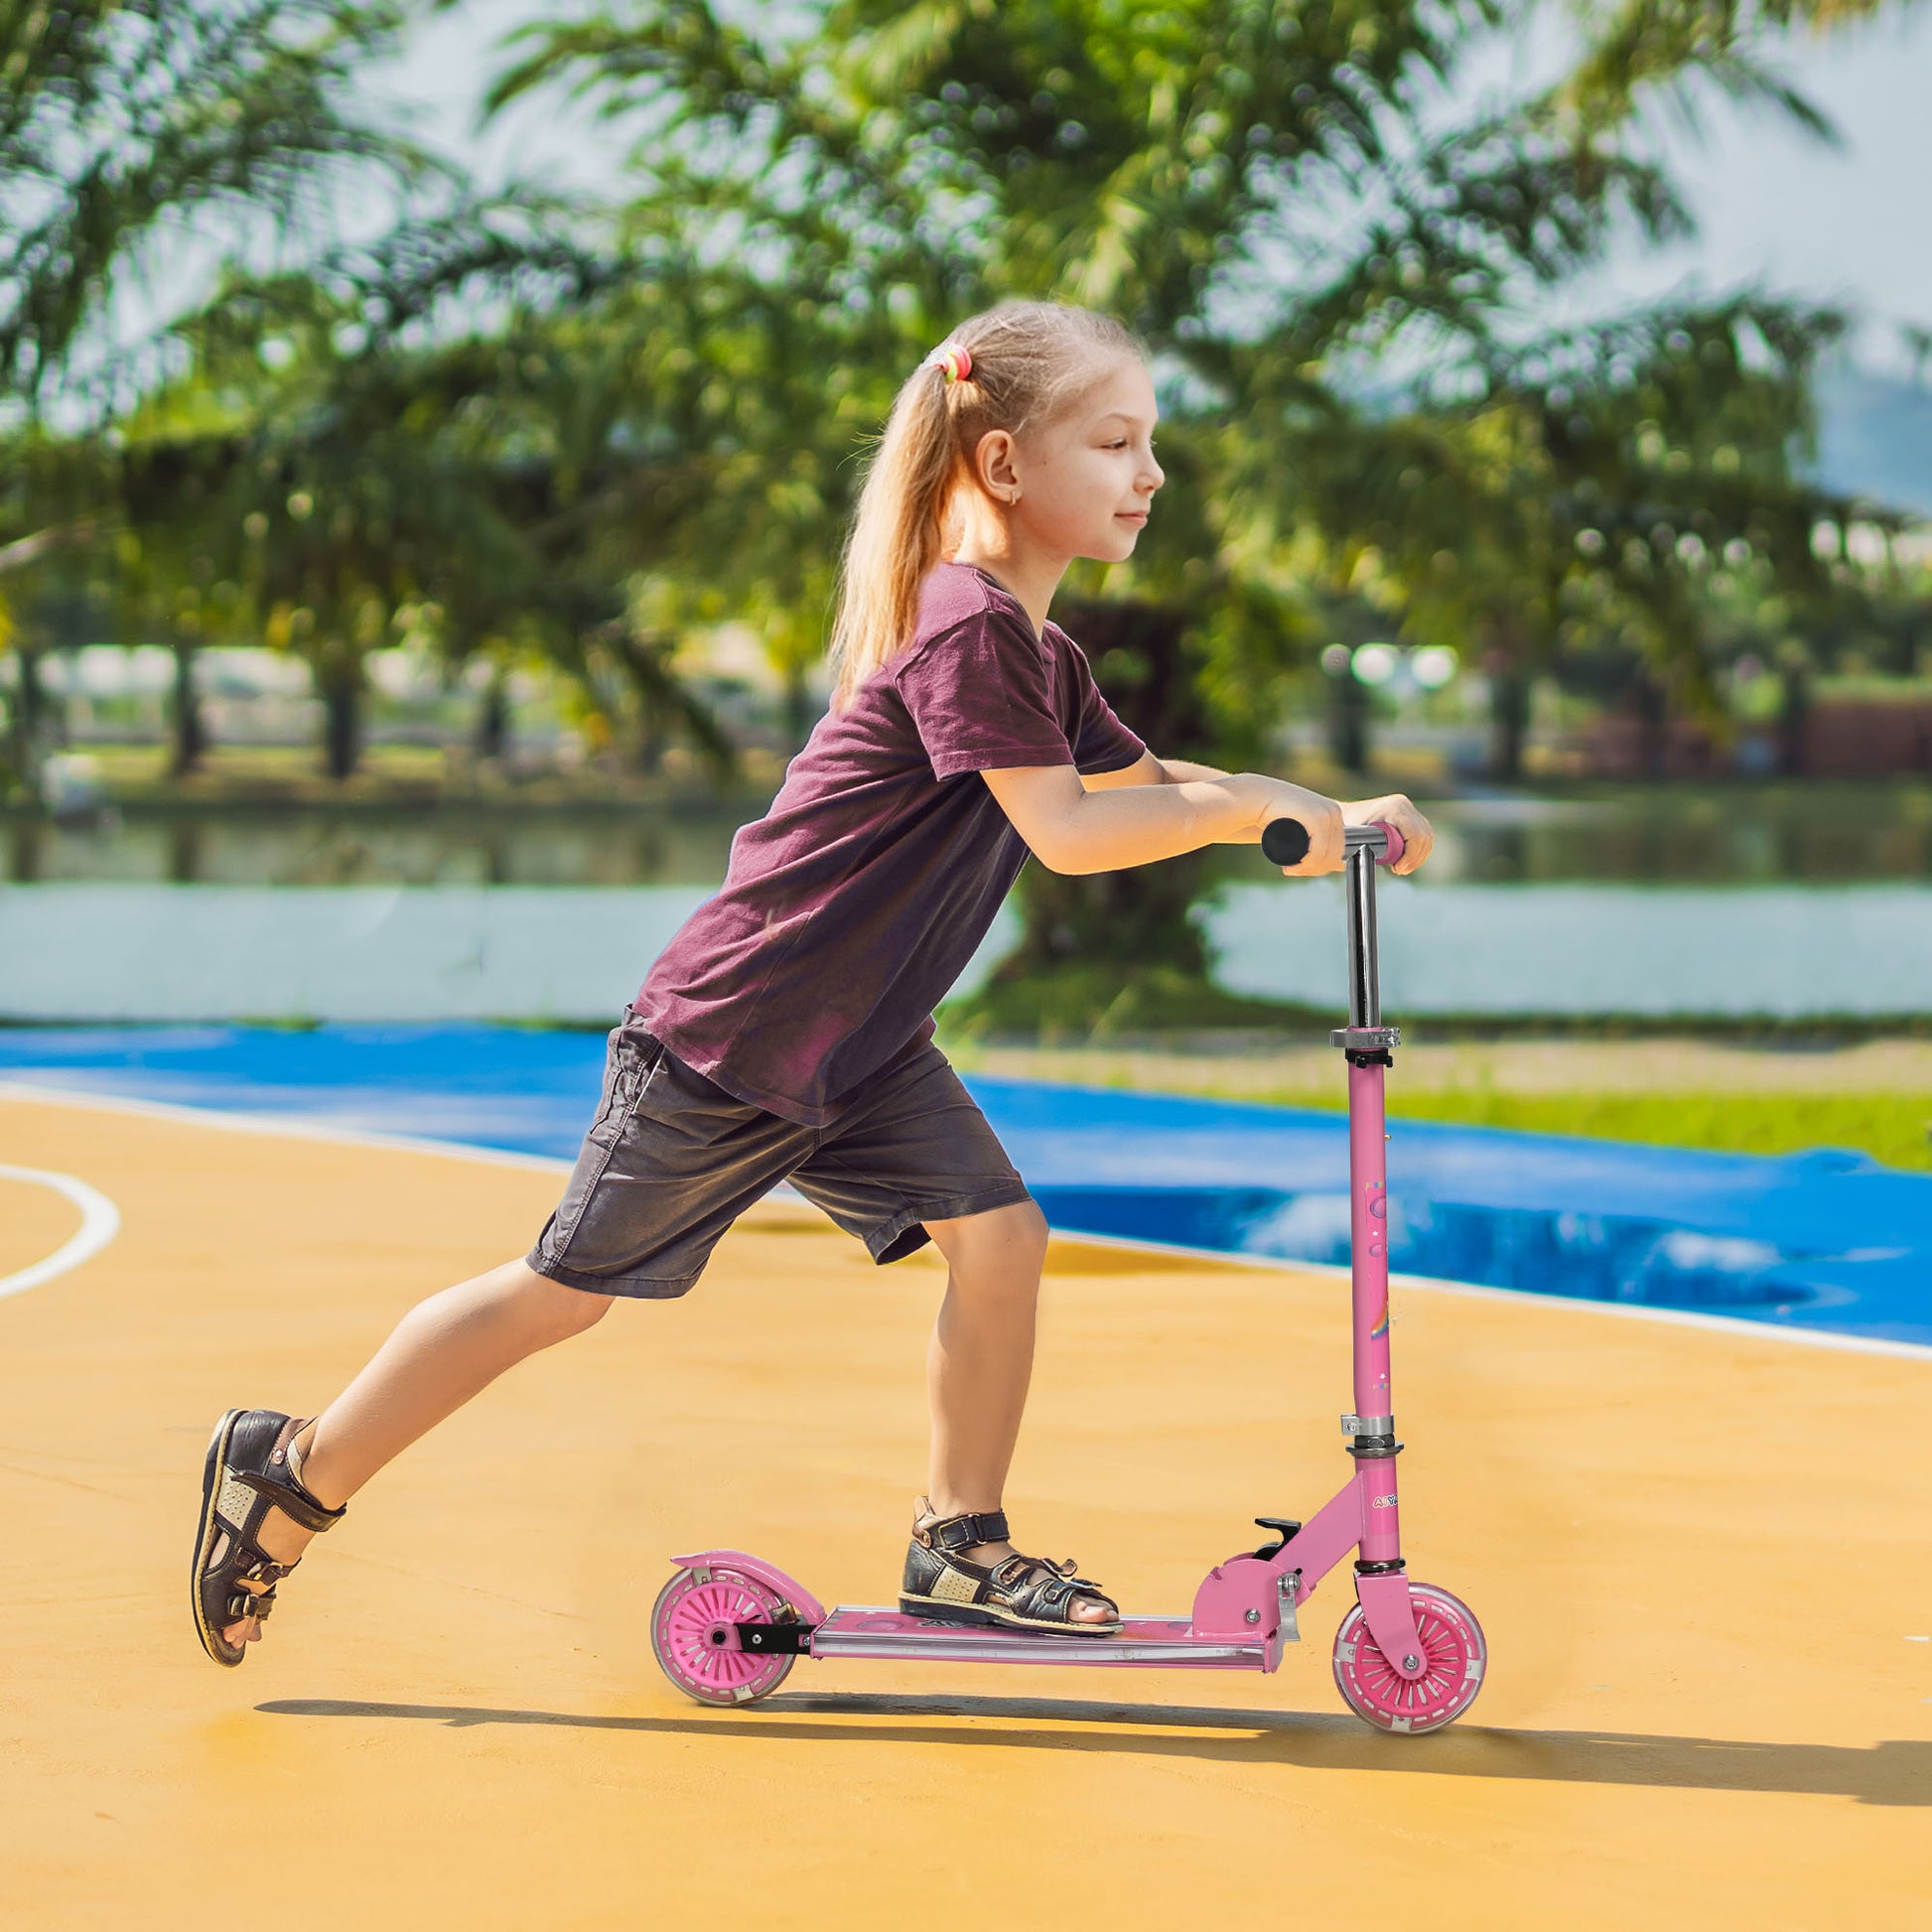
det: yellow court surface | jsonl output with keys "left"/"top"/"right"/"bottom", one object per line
{"left": 1, "top": 1090, "right": 1928, "bottom": 1929}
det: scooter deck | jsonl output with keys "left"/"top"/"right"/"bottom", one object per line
{"left": 807, "top": 1607, "right": 1270, "bottom": 1669}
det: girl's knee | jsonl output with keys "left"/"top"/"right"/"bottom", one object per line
{"left": 1008, "top": 1200, "right": 1051, "bottom": 1273}
{"left": 495, "top": 1261, "right": 614, "bottom": 1340}
{"left": 937, "top": 1199, "right": 1049, "bottom": 1288}
{"left": 538, "top": 1279, "right": 616, "bottom": 1339}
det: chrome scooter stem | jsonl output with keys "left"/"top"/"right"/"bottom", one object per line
{"left": 1333, "top": 828, "right": 1403, "bottom": 1567}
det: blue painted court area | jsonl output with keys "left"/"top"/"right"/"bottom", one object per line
{"left": 3, "top": 1025, "right": 1928, "bottom": 1347}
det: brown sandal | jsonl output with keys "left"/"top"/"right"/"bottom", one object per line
{"left": 899, "top": 1498, "right": 1121, "bottom": 1635}
{"left": 191, "top": 1409, "right": 345, "bottom": 1667}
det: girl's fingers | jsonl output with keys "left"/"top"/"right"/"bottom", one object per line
{"left": 1390, "top": 804, "right": 1433, "bottom": 874}
{"left": 1283, "top": 800, "right": 1345, "bottom": 875}
{"left": 1355, "top": 793, "right": 1432, "bottom": 874}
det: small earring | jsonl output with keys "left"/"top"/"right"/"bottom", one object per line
{"left": 1007, "top": 490, "right": 1021, "bottom": 505}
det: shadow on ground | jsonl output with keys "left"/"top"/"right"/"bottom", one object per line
{"left": 258, "top": 1694, "right": 1930, "bottom": 1807}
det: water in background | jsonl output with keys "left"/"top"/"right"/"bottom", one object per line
{"left": 2, "top": 800, "right": 748, "bottom": 887}
{"left": 7, "top": 782, "right": 1932, "bottom": 885}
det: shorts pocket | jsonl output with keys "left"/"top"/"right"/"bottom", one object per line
{"left": 585, "top": 1032, "right": 659, "bottom": 1151}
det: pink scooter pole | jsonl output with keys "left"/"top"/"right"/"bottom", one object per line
{"left": 1263, "top": 818, "right": 1427, "bottom": 1670}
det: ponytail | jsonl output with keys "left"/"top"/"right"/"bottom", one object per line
{"left": 828, "top": 301, "right": 1142, "bottom": 706}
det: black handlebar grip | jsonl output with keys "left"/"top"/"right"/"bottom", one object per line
{"left": 1261, "top": 817, "right": 1311, "bottom": 868}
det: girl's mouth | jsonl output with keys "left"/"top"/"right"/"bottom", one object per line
{"left": 1115, "top": 511, "right": 1148, "bottom": 525}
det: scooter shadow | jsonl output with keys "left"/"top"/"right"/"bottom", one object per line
{"left": 256, "top": 1692, "right": 1931, "bottom": 1807}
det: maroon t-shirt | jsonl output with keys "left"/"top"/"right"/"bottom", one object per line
{"left": 634, "top": 562, "right": 1146, "bottom": 1124}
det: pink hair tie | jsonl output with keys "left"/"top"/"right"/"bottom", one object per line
{"left": 921, "top": 342, "right": 972, "bottom": 384}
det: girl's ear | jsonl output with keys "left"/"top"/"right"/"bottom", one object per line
{"left": 971, "top": 428, "right": 1021, "bottom": 500}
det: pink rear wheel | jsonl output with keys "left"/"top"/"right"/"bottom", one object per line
{"left": 1332, "top": 1582, "right": 1485, "bottom": 1734}
{"left": 651, "top": 1563, "right": 798, "bottom": 1706}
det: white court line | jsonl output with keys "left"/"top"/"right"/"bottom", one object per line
{"left": 0, "top": 1161, "right": 122, "bottom": 1301}
{"left": 2, "top": 1078, "right": 1928, "bottom": 1362}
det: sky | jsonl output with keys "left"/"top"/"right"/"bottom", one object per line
{"left": 366, "top": 0, "right": 1932, "bottom": 374}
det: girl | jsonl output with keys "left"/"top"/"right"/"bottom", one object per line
{"left": 192, "top": 300, "right": 1433, "bottom": 1660}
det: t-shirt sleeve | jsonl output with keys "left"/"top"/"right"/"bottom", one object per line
{"left": 1062, "top": 635, "right": 1148, "bottom": 775}
{"left": 895, "top": 608, "right": 1080, "bottom": 780}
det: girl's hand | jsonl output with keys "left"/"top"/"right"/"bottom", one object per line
{"left": 1234, "top": 776, "right": 1345, "bottom": 876}
{"left": 1341, "top": 793, "right": 1434, "bottom": 875}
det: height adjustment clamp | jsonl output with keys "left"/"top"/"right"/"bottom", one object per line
{"left": 1330, "top": 1027, "right": 1400, "bottom": 1052}
{"left": 1342, "top": 1413, "right": 1402, "bottom": 1458}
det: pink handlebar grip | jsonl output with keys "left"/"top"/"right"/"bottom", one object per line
{"left": 1373, "top": 821, "right": 1405, "bottom": 869}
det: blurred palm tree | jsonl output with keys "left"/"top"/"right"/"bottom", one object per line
{"left": 0, "top": 0, "right": 428, "bottom": 788}
{"left": 1279, "top": 296, "right": 1889, "bottom": 779}
{"left": 0, "top": 0, "right": 423, "bottom": 416}
{"left": 107, "top": 211, "right": 742, "bottom": 778}
{"left": 487, "top": 0, "right": 1916, "bottom": 993}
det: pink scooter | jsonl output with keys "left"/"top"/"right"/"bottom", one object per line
{"left": 650, "top": 820, "right": 1487, "bottom": 1734}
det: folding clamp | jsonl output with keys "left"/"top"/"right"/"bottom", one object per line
{"left": 1330, "top": 1027, "right": 1401, "bottom": 1051}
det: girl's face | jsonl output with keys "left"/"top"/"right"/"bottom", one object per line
{"left": 999, "top": 354, "right": 1165, "bottom": 564}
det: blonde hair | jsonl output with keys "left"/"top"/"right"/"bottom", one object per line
{"left": 828, "top": 301, "right": 1143, "bottom": 706}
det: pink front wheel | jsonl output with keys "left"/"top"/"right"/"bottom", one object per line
{"left": 1331, "top": 1582, "right": 1486, "bottom": 1734}
{"left": 651, "top": 1562, "right": 799, "bottom": 1705}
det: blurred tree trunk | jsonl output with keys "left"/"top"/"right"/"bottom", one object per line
{"left": 635, "top": 710, "right": 666, "bottom": 776}
{"left": 315, "top": 642, "right": 362, "bottom": 781}
{"left": 994, "top": 598, "right": 1211, "bottom": 980}
{"left": 1482, "top": 640, "right": 1531, "bottom": 782}
{"left": 7, "top": 816, "right": 42, "bottom": 878}
{"left": 8, "top": 641, "right": 49, "bottom": 800}
{"left": 169, "top": 637, "right": 207, "bottom": 776}
{"left": 475, "top": 668, "right": 510, "bottom": 763}
{"left": 1328, "top": 660, "right": 1371, "bottom": 773}
{"left": 599, "top": 622, "right": 735, "bottom": 782}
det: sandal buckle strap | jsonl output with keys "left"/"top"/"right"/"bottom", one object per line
{"left": 233, "top": 1464, "right": 345, "bottom": 1534}
{"left": 918, "top": 1508, "right": 1010, "bottom": 1555}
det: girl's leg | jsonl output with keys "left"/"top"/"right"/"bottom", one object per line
{"left": 224, "top": 1258, "right": 613, "bottom": 1646}
{"left": 920, "top": 1199, "right": 1110, "bottom": 1623}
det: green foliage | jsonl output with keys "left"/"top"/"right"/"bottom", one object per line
{"left": 0, "top": 0, "right": 434, "bottom": 787}
{"left": 7, "top": 0, "right": 1925, "bottom": 822}
{"left": 1385, "top": 1086, "right": 1932, "bottom": 1172}
{"left": 0, "top": 0, "right": 422, "bottom": 417}
{"left": 491, "top": 0, "right": 1914, "bottom": 786}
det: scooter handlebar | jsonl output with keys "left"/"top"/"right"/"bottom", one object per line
{"left": 1260, "top": 818, "right": 1406, "bottom": 870}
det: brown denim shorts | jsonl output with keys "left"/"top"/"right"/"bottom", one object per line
{"left": 527, "top": 1020, "right": 1033, "bottom": 1299}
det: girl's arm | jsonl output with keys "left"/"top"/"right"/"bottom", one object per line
{"left": 995, "top": 759, "right": 1436, "bottom": 876}
{"left": 982, "top": 761, "right": 1344, "bottom": 876}
{"left": 1080, "top": 752, "right": 1228, "bottom": 789}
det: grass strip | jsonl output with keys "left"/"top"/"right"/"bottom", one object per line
{"left": 1295, "top": 1088, "right": 1926, "bottom": 1171}
{"left": 988, "top": 1072, "right": 1931, "bottom": 1172}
